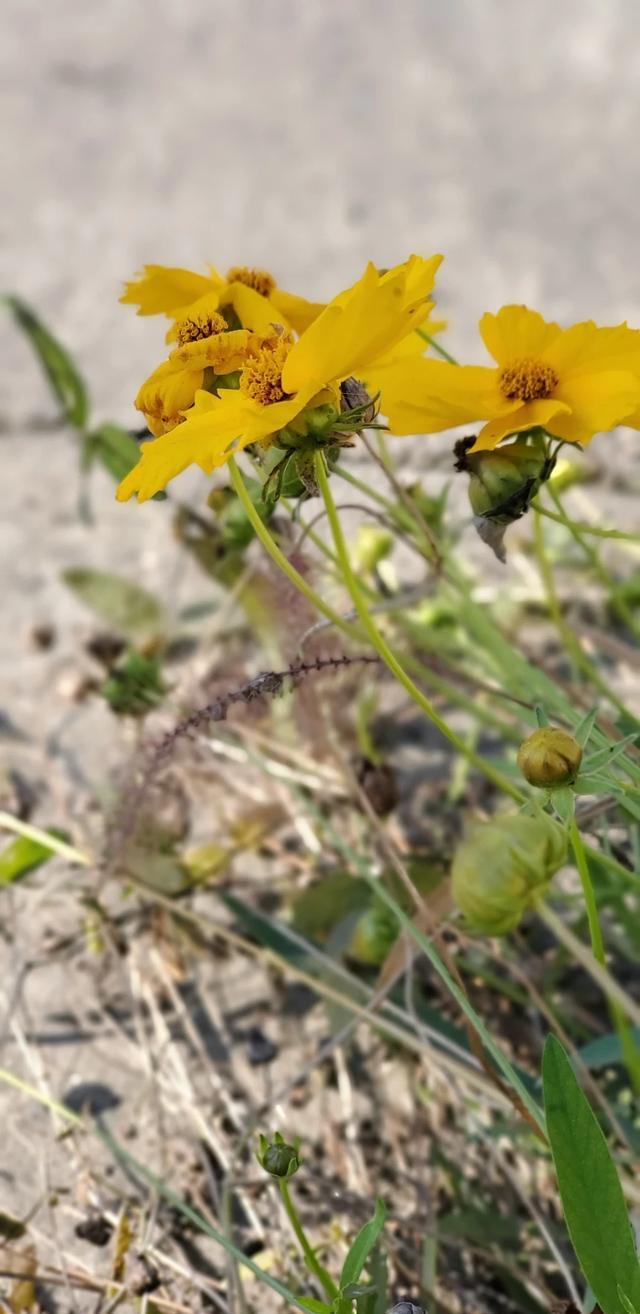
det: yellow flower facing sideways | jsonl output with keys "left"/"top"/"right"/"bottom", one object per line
{"left": 117, "top": 254, "right": 443, "bottom": 502}
{"left": 367, "top": 304, "right": 640, "bottom": 451}
{"left": 133, "top": 309, "right": 263, "bottom": 436}
{"left": 121, "top": 262, "right": 324, "bottom": 337}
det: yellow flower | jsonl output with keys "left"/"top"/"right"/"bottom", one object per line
{"left": 367, "top": 305, "right": 640, "bottom": 451}
{"left": 117, "top": 255, "right": 443, "bottom": 502}
{"left": 133, "top": 317, "right": 261, "bottom": 435}
{"left": 121, "top": 262, "right": 323, "bottom": 337}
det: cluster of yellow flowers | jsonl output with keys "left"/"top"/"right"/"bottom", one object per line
{"left": 117, "top": 256, "right": 640, "bottom": 503}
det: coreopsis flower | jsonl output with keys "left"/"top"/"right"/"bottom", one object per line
{"left": 132, "top": 312, "right": 261, "bottom": 436}
{"left": 121, "top": 262, "right": 323, "bottom": 336}
{"left": 117, "top": 255, "right": 443, "bottom": 503}
{"left": 366, "top": 305, "right": 640, "bottom": 451}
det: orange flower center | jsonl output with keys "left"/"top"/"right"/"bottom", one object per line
{"left": 499, "top": 356, "right": 559, "bottom": 403}
{"left": 240, "top": 335, "right": 292, "bottom": 406}
{"left": 175, "top": 310, "right": 228, "bottom": 345}
{"left": 226, "top": 265, "right": 276, "bottom": 298}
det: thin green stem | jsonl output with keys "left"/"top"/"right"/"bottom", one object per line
{"left": 569, "top": 821, "right": 640, "bottom": 1092}
{"left": 416, "top": 328, "right": 459, "bottom": 365}
{"left": 537, "top": 901, "right": 640, "bottom": 1029}
{"left": 0, "top": 812, "right": 91, "bottom": 866}
{"left": 533, "top": 509, "right": 629, "bottom": 717}
{"left": 333, "top": 465, "right": 406, "bottom": 517}
{"left": 228, "top": 458, "right": 356, "bottom": 642}
{"left": 535, "top": 502, "right": 640, "bottom": 544}
{"left": 569, "top": 820, "right": 605, "bottom": 959}
{"left": 279, "top": 1180, "right": 338, "bottom": 1300}
{"left": 314, "top": 451, "right": 524, "bottom": 802}
{"left": 546, "top": 486, "right": 640, "bottom": 642}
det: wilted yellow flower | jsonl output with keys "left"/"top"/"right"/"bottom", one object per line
{"left": 121, "top": 262, "right": 323, "bottom": 336}
{"left": 133, "top": 317, "right": 261, "bottom": 436}
{"left": 117, "top": 255, "right": 443, "bottom": 503}
{"left": 367, "top": 305, "right": 640, "bottom": 451}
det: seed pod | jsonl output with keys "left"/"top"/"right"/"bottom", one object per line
{"left": 452, "top": 811, "right": 567, "bottom": 935}
{"left": 517, "top": 727, "right": 583, "bottom": 789}
{"left": 455, "top": 430, "right": 553, "bottom": 561}
{"left": 257, "top": 1132, "right": 301, "bottom": 1179}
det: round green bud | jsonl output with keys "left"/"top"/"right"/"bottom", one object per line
{"left": 466, "top": 435, "right": 549, "bottom": 523}
{"left": 517, "top": 727, "right": 583, "bottom": 789}
{"left": 451, "top": 812, "right": 567, "bottom": 935}
{"left": 305, "top": 402, "right": 339, "bottom": 435}
{"left": 257, "top": 1133, "right": 301, "bottom": 1179}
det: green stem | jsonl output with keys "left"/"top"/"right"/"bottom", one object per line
{"left": 279, "top": 1179, "right": 338, "bottom": 1300}
{"left": 228, "top": 458, "right": 357, "bottom": 642}
{"left": 533, "top": 509, "right": 629, "bottom": 717}
{"left": 546, "top": 487, "right": 640, "bottom": 643}
{"left": 535, "top": 502, "right": 640, "bottom": 543}
{"left": 416, "top": 328, "right": 459, "bottom": 365}
{"left": 314, "top": 451, "right": 523, "bottom": 802}
{"left": 570, "top": 820, "right": 640, "bottom": 1092}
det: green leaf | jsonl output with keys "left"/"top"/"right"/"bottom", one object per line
{"left": 618, "top": 1289, "right": 639, "bottom": 1314}
{"left": 551, "top": 788, "right": 575, "bottom": 824}
{"left": 582, "top": 736, "right": 639, "bottom": 774}
{"left": 339, "top": 1198, "right": 386, "bottom": 1291}
{"left": 84, "top": 424, "right": 167, "bottom": 499}
{"left": 5, "top": 295, "right": 89, "bottom": 428}
{"left": 574, "top": 707, "right": 599, "bottom": 748}
{"left": 0, "top": 828, "right": 68, "bottom": 884}
{"left": 578, "top": 1028, "right": 640, "bottom": 1071}
{"left": 543, "top": 1035, "right": 640, "bottom": 1314}
{"left": 62, "top": 568, "right": 166, "bottom": 639}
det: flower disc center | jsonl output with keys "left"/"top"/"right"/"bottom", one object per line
{"left": 240, "top": 337, "right": 292, "bottom": 405}
{"left": 176, "top": 310, "right": 228, "bottom": 345}
{"left": 499, "top": 356, "right": 559, "bottom": 402}
{"left": 226, "top": 265, "right": 276, "bottom": 298}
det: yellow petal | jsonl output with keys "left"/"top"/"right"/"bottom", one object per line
{"left": 223, "top": 282, "right": 288, "bottom": 333}
{"left": 135, "top": 359, "right": 204, "bottom": 422}
{"left": 471, "top": 398, "right": 572, "bottom": 452}
{"left": 121, "top": 265, "right": 216, "bottom": 316}
{"left": 270, "top": 289, "right": 325, "bottom": 334}
{"left": 117, "top": 383, "right": 318, "bottom": 502}
{"left": 367, "top": 358, "right": 502, "bottom": 435}
{"left": 283, "top": 256, "right": 443, "bottom": 395}
{"left": 547, "top": 321, "right": 640, "bottom": 378}
{"left": 547, "top": 370, "right": 640, "bottom": 444}
{"left": 479, "top": 305, "right": 561, "bottom": 365}
{"left": 169, "top": 328, "right": 255, "bottom": 374}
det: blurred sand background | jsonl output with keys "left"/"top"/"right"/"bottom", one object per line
{"left": 3, "top": 0, "right": 640, "bottom": 760}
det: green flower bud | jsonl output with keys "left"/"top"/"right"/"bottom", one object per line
{"left": 455, "top": 431, "right": 553, "bottom": 561}
{"left": 305, "top": 402, "right": 340, "bottom": 435}
{"left": 257, "top": 1132, "right": 301, "bottom": 1179}
{"left": 452, "top": 812, "right": 567, "bottom": 935}
{"left": 517, "top": 727, "right": 583, "bottom": 789}
{"left": 466, "top": 442, "right": 548, "bottom": 519}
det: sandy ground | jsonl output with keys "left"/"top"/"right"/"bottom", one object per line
{"left": 2, "top": 0, "right": 640, "bottom": 1298}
